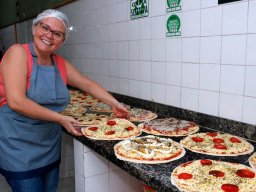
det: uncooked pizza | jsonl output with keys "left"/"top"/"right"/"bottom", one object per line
{"left": 128, "top": 108, "right": 157, "bottom": 122}
{"left": 81, "top": 118, "right": 141, "bottom": 140}
{"left": 171, "top": 159, "right": 256, "bottom": 192}
{"left": 90, "top": 102, "right": 130, "bottom": 113}
{"left": 249, "top": 152, "right": 256, "bottom": 170}
{"left": 69, "top": 90, "right": 99, "bottom": 106}
{"left": 73, "top": 113, "right": 111, "bottom": 126}
{"left": 180, "top": 132, "right": 254, "bottom": 156}
{"left": 60, "top": 104, "right": 87, "bottom": 117}
{"left": 138, "top": 117, "right": 199, "bottom": 137}
{"left": 114, "top": 135, "right": 185, "bottom": 164}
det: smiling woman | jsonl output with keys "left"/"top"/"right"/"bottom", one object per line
{"left": 0, "top": 9, "right": 130, "bottom": 192}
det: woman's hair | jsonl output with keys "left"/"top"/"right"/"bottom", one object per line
{"left": 32, "top": 9, "right": 69, "bottom": 42}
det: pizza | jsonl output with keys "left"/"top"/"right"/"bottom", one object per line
{"left": 114, "top": 135, "right": 185, "bottom": 164}
{"left": 69, "top": 90, "right": 99, "bottom": 106}
{"left": 180, "top": 132, "right": 254, "bottom": 156}
{"left": 73, "top": 113, "right": 111, "bottom": 126}
{"left": 128, "top": 108, "right": 157, "bottom": 122}
{"left": 171, "top": 159, "right": 256, "bottom": 192}
{"left": 81, "top": 118, "right": 141, "bottom": 140}
{"left": 90, "top": 102, "right": 130, "bottom": 113}
{"left": 249, "top": 152, "right": 256, "bottom": 170}
{"left": 138, "top": 117, "right": 199, "bottom": 137}
{"left": 60, "top": 104, "right": 87, "bottom": 117}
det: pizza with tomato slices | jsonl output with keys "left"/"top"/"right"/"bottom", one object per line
{"left": 90, "top": 102, "right": 130, "bottom": 113}
{"left": 69, "top": 89, "right": 99, "bottom": 106}
{"left": 129, "top": 108, "right": 157, "bottom": 122}
{"left": 73, "top": 113, "right": 111, "bottom": 126}
{"left": 249, "top": 152, "right": 256, "bottom": 170}
{"left": 171, "top": 159, "right": 256, "bottom": 192}
{"left": 81, "top": 118, "right": 141, "bottom": 140}
{"left": 180, "top": 132, "right": 254, "bottom": 156}
{"left": 114, "top": 135, "right": 185, "bottom": 164}
{"left": 60, "top": 104, "right": 87, "bottom": 117}
{"left": 138, "top": 117, "right": 199, "bottom": 137}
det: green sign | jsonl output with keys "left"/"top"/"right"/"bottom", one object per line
{"left": 166, "top": 14, "right": 181, "bottom": 37}
{"left": 166, "top": 0, "right": 181, "bottom": 12}
{"left": 130, "top": 0, "right": 149, "bottom": 20}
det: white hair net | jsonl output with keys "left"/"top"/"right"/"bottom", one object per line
{"left": 32, "top": 9, "right": 69, "bottom": 42}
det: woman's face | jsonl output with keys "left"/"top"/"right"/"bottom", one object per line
{"left": 33, "top": 17, "right": 66, "bottom": 55}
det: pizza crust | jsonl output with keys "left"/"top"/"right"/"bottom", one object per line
{"left": 249, "top": 152, "right": 256, "bottom": 171}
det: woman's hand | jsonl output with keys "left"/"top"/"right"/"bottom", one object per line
{"left": 58, "top": 115, "right": 84, "bottom": 136}
{"left": 111, "top": 102, "right": 130, "bottom": 119}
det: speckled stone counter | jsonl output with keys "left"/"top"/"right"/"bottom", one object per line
{"left": 66, "top": 93, "right": 256, "bottom": 192}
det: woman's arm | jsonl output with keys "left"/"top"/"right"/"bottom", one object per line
{"left": 65, "top": 60, "right": 129, "bottom": 118}
{"left": 1, "top": 45, "right": 82, "bottom": 136}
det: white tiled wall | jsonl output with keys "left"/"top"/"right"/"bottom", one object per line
{"left": 73, "top": 139, "right": 144, "bottom": 192}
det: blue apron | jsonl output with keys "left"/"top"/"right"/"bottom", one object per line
{"left": 0, "top": 42, "right": 70, "bottom": 179}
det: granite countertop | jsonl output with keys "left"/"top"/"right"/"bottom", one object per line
{"left": 66, "top": 92, "right": 256, "bottom": 192}
{"left": 69, "top": 127, "right": 256, "bottom": 192}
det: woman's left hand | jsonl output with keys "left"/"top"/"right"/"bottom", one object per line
{"left": 111, "top": 102, "right": 130, "bottom": 119}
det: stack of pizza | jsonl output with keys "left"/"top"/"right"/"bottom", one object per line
{"left": 114, "top": 135, "right": 186, "bottom": 164}
{"left": 60, "top": 104, "right": 87, "bottom": 117}
{"left": 128, "top": 107, "right": 157, "bottom": 122}
{"left": 138, "top": 117, "right": 199, "bottom": 137}
{"left": 69, "top": 89, "right": 99, "bottom": 107}
{"left": 171, "top": 159, "right": 256, "bottom": 192}
{"left": 249, "top": 152, "right": 256, "bottom": 170}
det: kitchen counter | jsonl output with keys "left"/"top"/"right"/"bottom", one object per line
{"left": 66, "top": 93, "right": 256, "bottom": 192}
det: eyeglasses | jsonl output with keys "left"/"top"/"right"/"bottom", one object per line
{"left": 38, "top": 22, "right": 65, "bottom": 41}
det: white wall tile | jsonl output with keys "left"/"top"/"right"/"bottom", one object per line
{"left": 243, "top": 96, "right": 256, "bottom": 125}
{"left": 129, "top": 61, "right": 140, "bottom": 80}
{"left": 166, "top": 85, "right": 181, "bottom": 107}
{"left": 182, "top": 63, "right": 200, "bottom": 89}
{"left": 199, "top": 90, "right": 219, "bottom": 116}
{"left": 181, "top": 88, "right": 199, "bottom": 111}
{"left": 118, "top": 22, "right": 128, "bottom": 41}
{"left": 74, "top": 143, "right": 84, "bottom": 176}
{"left": 220, "top": 65, "right": 245, "bottom": 95}
{"left": 222, "top": 2, "right": 248, "bottom": 35}
{"left": 248, "top": 0, "right": 256, "bottom": 33}
{"left": 83, "top": 152, "right": 108, "bottom": 177}
{"left": 129, "top": 80, "right": 140, "bottom": 98}
{"left": 151, "top": 0, "right": 165, "bottom": 16}
{"left": 129, "top": 41, "right": 140, "bottom": 60}
{"left": 140, "top": 81, "right": 152, "bottom": 100}
{"left": 219, "top": 93, "right": 243, "bottom": 121}
{"left": 118, "top": 1, "right": 129, "bottom": 22}
{"left": 182, "top": 37, "right": 200, "bottom": 63}
{"left": 201, "top": 6, "right": 222, "bottom": 36}
{"left": 110, "top": 77, "right": 120, "bottom": 93}
{"left": 152, "top": 61, "right": 166, "bottom": 83}
{"left": 166, "top": 38, "right": 182, "bottom": 62}
{"left": 75, "top": 171, "right": 85, "bottom": 192}
{"left": 166, "top": 62, "right": 182, "bottom": 86}
{"left": 119, "top": 60, "right": 129, "bottom": 78}
{"left": 182, "top": 0, "right": 201, "bottom": 11}
{"left": 119, "top": 41, "right": 129, "bottom": 60}
{"left": 139, "top": 17, "right": 152, "bottom": 40}
{"left": 200, "top": 64, "right": 220, "bottom": 91}
{"left": 200, "top": 36, "right": 221, "bottom": 64}
{"left": 119, "top": 78, "right": 129, "bottom": 96}
{"left": 152, "top": 83, "right": 166, "bottom": 104}
{"left": 244, "top": 66, "right": 256, "bottom": 97}
{"left": 221, "top": 35, "right": 246, "bottom": 65}
{"left": 140, "top": 61, "right": 151, "bottom": 82}
{"left": 128, "top": 20, "right": 140, "bottom": 40}
{"left": 152, "top": 39, "right": 166, "bottom": 61}
{"left": 151, "top": 15, "right": 166, "bottom": 39}
{"left": 246, "top": 34, "right": 256, "bottom": 65}
{"left": 182, "top": 10, "right": 201, "bottom": 37}
{"left": 140, "top": 40, "right": 151, "bottom": 61}
{"left": 84, "top": 174, "right": 109, "bottom": 192}
{"left": 110, "top": 60, "right": 119, "bottom": 77}
{"left": 201, "top": 0, "right": 218, "bottom": 8}
{"left": 109, "top": 170, "right": 130, "bottom": 192}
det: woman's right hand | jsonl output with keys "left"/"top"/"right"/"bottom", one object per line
{"left": 58, "top": 115, "right": 83, "bottom": 136}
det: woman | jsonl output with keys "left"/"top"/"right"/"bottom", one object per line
{"left": 0, "top": 9, "right": 129, "bottom": 192}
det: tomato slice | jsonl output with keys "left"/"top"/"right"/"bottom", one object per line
{"left": 125, "top": 126, "right": 134, "bottom": 131}
{"left": 105, "top": 130, "right": 115, "bottom": 135}
{"left": 88, "top": 127, "right": 98, "bottom": 131}
{"left": 236, "top": 169, "right": 255, "bottom": 178}
{"left": 209, "top": 170, "right": 225, "bottom": 178}
{"left": 107, "top": 120, "right": 116, "bottom": 126}
{"left": 181, "top": 161, "right": 193, "bottom": 167}
{"left": 207, "top": 132, "right": 218, "bottom": 137}
{"left": 192, "top": 137, "right": 204, "bottom": 142}
{"left": 214, "top": 144, "right": 227, "bottom": 150}
{"left": 200, "top": 159, "right": 213, "bottom": 166}
{"left": 229, "top": 137, "right": 241, "bottom": 143}
{"left": 213, "top": 138, "right": 224, "bottom": 143}
{"left": 177, "top": 173, "right": 193, "bottom": 180}
{"left": 221, "top": 184, "right": 239, "bottom": 192}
